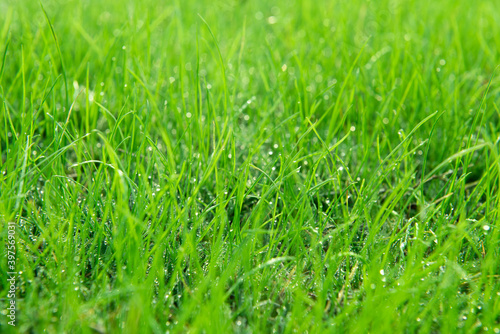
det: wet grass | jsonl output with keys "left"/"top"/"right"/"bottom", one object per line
{"left": 1, "top": 0, "right": 500, "bottom": 332}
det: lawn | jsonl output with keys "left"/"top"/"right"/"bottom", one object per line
{"left": 1, "top": 0, "right": 499, "bottom": 332}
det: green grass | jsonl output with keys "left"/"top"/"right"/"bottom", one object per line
{"left": 1, "top": 0, "right": 500, "bottom": 332}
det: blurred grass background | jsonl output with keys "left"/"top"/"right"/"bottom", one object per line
{"left": 0, "top": 0, "right": 499, "bottom": 332}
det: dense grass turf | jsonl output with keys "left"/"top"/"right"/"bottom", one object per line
{"left": 1, "top": 0, "right": 500, "bottom": 332}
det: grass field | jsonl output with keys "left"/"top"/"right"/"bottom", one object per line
{"left": 1, "top": 0, "right": 500, "bottom": 332}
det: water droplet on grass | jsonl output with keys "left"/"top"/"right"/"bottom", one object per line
{"left": 267, "top": 16, "right": 277, "bottom": 24}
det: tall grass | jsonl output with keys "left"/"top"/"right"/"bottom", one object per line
{"left": 0, "top": 0, "right": 499, "bottom": 332}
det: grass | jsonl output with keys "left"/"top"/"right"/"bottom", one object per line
{"left": 1, "top": 0, "right": 500, "bottom": 332}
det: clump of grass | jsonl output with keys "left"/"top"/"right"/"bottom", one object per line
{"left": 1, "top": 0, "right": 499, "bottom": 332}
